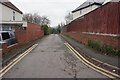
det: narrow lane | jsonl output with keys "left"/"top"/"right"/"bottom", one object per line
{"left": 3, "top": 34, "right": 107, "bottom": 78}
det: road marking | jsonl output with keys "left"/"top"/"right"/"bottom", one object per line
{"left": 64, "top": 43, "right": 120, "bottom": 79}
{"left": 66, "top": 43, "right": 120, "bottom": 78}
{"left": 92, "top": 58, "right": 120, "bottom": 70}
{"left": 62, "top": 35, "right": 120, "bottom": 69}
{"left": 0, "top": 44, "right": 38, "bottom": 78}
{"left": 0, "top": 45, "right": 34, "bottom": 73}
{"left": 64, "top": 43, "right": 115, "bottom": 78}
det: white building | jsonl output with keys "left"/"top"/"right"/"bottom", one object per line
{"left": 72, "top": 0, "right": 105, "bottom": 20}
{"left": 103, "top": 0, "right": 120, "bottom": 5}
{"left": 0, "top": 0, "right": 26, "bottom": 31}
{"left": 0, "top": 1, "right": 23, "bottom": 21}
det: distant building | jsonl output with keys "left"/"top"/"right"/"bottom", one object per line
{"left": 72, "top": 0, "right": 105, "bottom": 20}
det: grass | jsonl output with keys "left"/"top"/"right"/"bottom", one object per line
{"left": 88, "top": 40, "right": 101, "bottom": 51}
{"left": 87, "top": 39, "right": 120, "bottom": 56}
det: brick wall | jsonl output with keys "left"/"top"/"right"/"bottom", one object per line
{"left": 2, "top": 22, "right": 44, "bottom": 53}
{"left": 2, "top": 43, "right": 18, "bottom": 53}
{"left": 118, "top": 1, "right": 120, "bottom": 49}
{"left": 64, "top": 32, "right": 119, "bottom": 49}
{"left": 67, "top": 2, "right": 119, "bottom": 34}
{"left": 66, "top": 2, "right": 120, "bottom": 49}
{"left": 16, "top": 23, "right": 44, "bottom": 44}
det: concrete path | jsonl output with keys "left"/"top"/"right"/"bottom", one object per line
{"left": 3, "top": 34, "right": 107, "bottom": 78}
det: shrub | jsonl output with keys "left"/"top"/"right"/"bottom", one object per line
{"left": 88, "top": 40, "right": 101, "bottom": 51}
{"left": 87, "top": 40, "right": 120, "bottom": 56}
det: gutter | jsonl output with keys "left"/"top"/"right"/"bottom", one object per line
{"left": 0, "top": 21, "right": 27, "bottom": 27}
{"left": 72, "top": 3, "right": 102, "bottom": 13}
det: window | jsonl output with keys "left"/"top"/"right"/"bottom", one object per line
{"left": 80, "top": 10, "right": 82, "bottom": 14}
{"left": 3, "top": 26, "right": 9, "bottom": 31}
{"left": 9, "top": 32, "right": 15, "bottom": 38}
{"left": 1, "top": 32, "right": 10, "bottom": 40}
{"left": 13, "top": 11, "right": 15, "bottom": 21}
{"left": 9, "top": 27, "right": 12, "bottom": 31}
{"left": 2, "top": 26, "right": 14, "bottom": 31}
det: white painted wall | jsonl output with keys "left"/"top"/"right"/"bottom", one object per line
{"left": 73, "top": 11, "right": 80, "bottom": 20}
{"left": 103, "top": 0, "right": 111, "bottom": 5}
{"left": 0, "top": 3, "right": 22, "bottom": 22}
{"left": 72, "top": 5, "right": 99, "bottom": 20}
{"left": 103, "top": 0, "right": 120, "bottom": 5}
{"left": 0, "top": 3, "right": 2, "bottom": 21}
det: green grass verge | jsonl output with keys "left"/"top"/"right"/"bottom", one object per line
{"left": 87, "top": 40, "right": 120, "bottom": 56}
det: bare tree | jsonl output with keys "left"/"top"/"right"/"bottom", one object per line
{"left": 56, "top": 22, "right": 65, "bottom": 33}
{"left": 65, "top": 12, "right": 73, "bottom": 24}
{"left": 40, "top": 16, "right": 50, "bottom": 25}
{"left": 23, "top": 13, "right": 50, "bottom": 25}
{"left": 23, "top": 13, "right": 33, "bottom": 23}
{"left": 33, "top": 13, "right": 42, "bottom": 24}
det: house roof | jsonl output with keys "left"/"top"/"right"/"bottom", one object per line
{"left": 72, "top": 0, "right": 104, "bottom": 13}
{"left": 1, "top": 1, "right": 23, "bottom": 14}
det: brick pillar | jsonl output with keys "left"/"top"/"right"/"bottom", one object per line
{"left": 2, "top": 43, "right": 7, "bottom": 53}
{"left": 117, "top": 2, "right": 120, "bottom": 34}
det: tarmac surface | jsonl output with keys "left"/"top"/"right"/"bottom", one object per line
{"left": 3, "top": 34, "right": 107, "bottom": 78}
{"left": 62, "top": 35, "right": 120, "bottom": 68}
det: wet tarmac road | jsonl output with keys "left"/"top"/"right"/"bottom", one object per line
{"left": 3, "top": 34, "right": 107, "bottom": 78}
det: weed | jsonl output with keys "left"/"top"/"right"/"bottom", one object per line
{"left": 87, "top": 40, "right": 120, "bottom": 56}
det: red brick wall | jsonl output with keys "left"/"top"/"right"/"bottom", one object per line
{"left": 2, "top": 22, "right": 44, "bottom": 53}
{"left": 66, "top": 2, "right": 120, "bottom": 49}
{"left": 118, "top": 2, "right": 120, "bottom": 48}
{"left": 64, "top": 32, "right": 119, "bottom": 49}
{"left": 67, "top": 2, "right": 119, "bottom": 34}
{"left": 2, "top": 43, "right": 18, "bottom": 53}
{"left": 16, "top": 22, "right": 44, "bottom": 45}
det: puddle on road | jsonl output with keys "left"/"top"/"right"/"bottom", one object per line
{"left": 60, "top": 52, "right": 86, "bottom": 79}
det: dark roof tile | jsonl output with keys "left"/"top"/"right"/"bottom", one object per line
{"left": 1, "top": 1, "right": 23, "bottom": 14}
{"left": 72, "top": 0, "right": 104, "bottom": 13}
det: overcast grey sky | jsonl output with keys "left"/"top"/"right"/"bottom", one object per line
{"left": 10, "top": 0, "right": 86, "bottom": 27}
